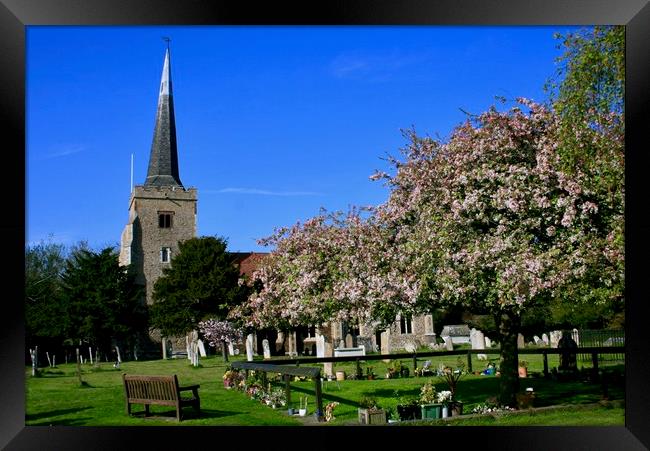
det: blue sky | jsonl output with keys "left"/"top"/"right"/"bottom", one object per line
{"left": 26, "top": 25, "right": 581, "bottom": 252}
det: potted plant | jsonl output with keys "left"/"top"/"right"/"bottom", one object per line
{"left": 436, "top": 390, "right": 453, "bottom": 418}
{"left": 518, "top": 360, "right": 528, "bottom": 378}
{"left": 358, "top": 396, "right": 387, "bottom": 424}
{"left": 395, "top": 391, "right": 422, "bottom": 421}
{"left": 366, "top": 366, "right": 376, "bottom": 380}
{"left": 419, "top": 379, "right": 442, "bottom": 419}
{"left": 440, "top": 360, "right": 466, "bottom": 416}
{"left": 298, "top": 396, "right": 309, "bottom": 416}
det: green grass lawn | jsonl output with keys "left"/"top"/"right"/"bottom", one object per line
{"left": 25, "top": 353, "right": 624, "bottom": 426}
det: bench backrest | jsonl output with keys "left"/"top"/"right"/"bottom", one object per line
{"left": 123, "top": 374, "right": 179, "bottom": 404}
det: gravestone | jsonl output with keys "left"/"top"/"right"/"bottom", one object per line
{"left": 316, "top": 334, "right": 325, "bottom": 358}
{"left": 345, "top": 333, "right": 354, "bottom": 348}
{"left": 404, "top": 341, "right": 416, "bottom": 353}
{"left": 533, "top": 335, "right": 542, "bottom": 346}
{"left": 262, "top": 339, "right": 271, "bottom": 359}
{"left": 485, "top": 336, "right": 492, "bottom": 348}
{"left": 424, "top": 315, "right": 434, "bottom": 334}
{"left": 572, "top": 328, "right": 580, "bottom": 346}
{"left": 474, "top": 329, "right": 487, "bottom": 360}
{"left": 276, "top": 332, "right": 285, "bottom": 353}
{"left": 542, "top": 333, "right": 549, "bottom": 346}
{"left": 444, "top": 336, "right": 454, "bottom": 351}
{"left": 197, "top": 339, "right": 207, "bottom": 357}
{"left": 517, "top": 334, "right": 525, "bottom": 349}
{"left": 550, "top": 330, "right": 562, "bottom": 348}
{"left": 228, "top": 342, "right": 235, "bottom": 356}
{"left": 339, "top": 339, "right": 346, "bottom": 349}
{"left": 246, "top": 334, "right": 254, "bottom": 361}
{"left": 380, "top": 331, "right": 391, "bottom": 362}
{"left": 323, "top": 341, "right": 334, "bottom": 377}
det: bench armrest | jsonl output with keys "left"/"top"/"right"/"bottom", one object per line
{"left": 179, "top": 384, "right": 200, "bottom": 392}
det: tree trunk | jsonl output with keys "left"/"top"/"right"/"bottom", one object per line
{"left": 222, "top": 340, "right": 229, "bottom": 362}
{"left": 496, "top": 309, "right": 520, "bottom": 407}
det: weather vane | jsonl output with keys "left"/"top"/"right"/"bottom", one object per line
{"left": 162, "top": 36, "right": 171, "bottom": 49}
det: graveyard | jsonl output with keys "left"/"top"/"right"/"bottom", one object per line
{"left": 25, "top": 337, "right": 625, "bottom": 426}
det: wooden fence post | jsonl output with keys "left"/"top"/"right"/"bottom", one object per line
{"left": 313, "top": 374, "right": 324, "bottom": 421}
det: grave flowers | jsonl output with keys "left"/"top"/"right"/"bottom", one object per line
{"left": 419, "top": 379, "right": 442, "bottom": 419}
{"left": 395, "top": 390, "right": 422, "bottom": 421}
{"left": 358, "top": 396, "right": 387, "bottom": 424}
{"left": 222, "top": 367, "right": 243, "bottom": 389}
{"left": 439, "top": 360, "right": 466, "bottom": 416}
{"left": 266, "top": 388, "right": 287, "bottom": 409}
{"left": 436, "top": 390, "right": 453, "bottom": 417}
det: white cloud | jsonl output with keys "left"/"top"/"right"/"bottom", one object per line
{"left": 330, "top": 50, "right": 431, "bottom": 81}
{"left": 38, "top": 144, "right": 87, "bottom": 160}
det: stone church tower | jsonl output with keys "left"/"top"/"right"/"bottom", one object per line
{"left": 119, "top": 46, "right": 197, "bottom": 311}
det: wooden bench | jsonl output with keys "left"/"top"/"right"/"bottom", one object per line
{"left": 122, "top": 374, "right": 200, "bottom": 421}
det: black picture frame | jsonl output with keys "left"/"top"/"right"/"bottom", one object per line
{"left": 4, "top": 0, "right": 649, "bottom": 449}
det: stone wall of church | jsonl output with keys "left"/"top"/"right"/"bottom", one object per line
{"left": 120, "top": 185, "right": 197, "bottom": 307}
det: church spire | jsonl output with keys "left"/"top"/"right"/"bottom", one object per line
{"left": 145, "top": 42, "right": 183, "bottom": 188}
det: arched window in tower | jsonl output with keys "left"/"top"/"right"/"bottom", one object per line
{"left": 158, "top": 211, "right": 173, "bottom": 228}
{"left": 160, "top": 247, "right": 172, "bottom": 263}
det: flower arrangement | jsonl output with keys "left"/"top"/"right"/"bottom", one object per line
{"left": 265, "top": 388, "right": 287, "bottom": 408}
{"left": 222, "top": 368, "right": 244, "bottom": 388}
{"left": 436, "top": 390, "right": 453, "bottom": 405}
{"left": 419, "top": 379, "right": 437, "bottom": 404}
{"left": 439, "top": 360, "right": 465, "bottom": 397}
{"left": 358, "top": 395, "right": 380, "bottom": 411}
{"left": 324, "top": 401, "right": 339, "bottom": 422}
{"left": 471, "top": 403, "right": 516, "bottom": 415}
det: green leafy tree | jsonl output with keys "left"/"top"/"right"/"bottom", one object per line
{"left": 25, "top": 239, "right": 68, "bottom": 351}
{"left": 60, "top": 247, "right": 146, "bottom": 356}
{"left": 150, "top": 236, "right": 249, "bottom": 337}
{"left": 546, "top": 25, "right": 624, "bottom": 321}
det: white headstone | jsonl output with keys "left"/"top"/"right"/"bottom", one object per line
{"left": 339, "top": 339, "right": 345, "bottom": 349}
{"left": 542, "top": 333, "right": 549, "bottom": 346}
{"left": 262, "top": 339, "right": 271, "bottom": 359}
{"left": 550, "top": 330, "right": 562, "bottom": 348}
{"left": 485, "top": 336, "right": 492, "bottom": 348}
{"left": 315, "top": 334, "right": 325, "bottom": 358}
{"left": 424, "top": 315, "right": 435, "bottom": 335}
{"left": 533, "top": 335, "right": 542, "bottom": 346}
{"left": 197, "top": 339, "right": 207, "bottom": 357}
{"left": 404, "top": 341, "right": 416, "bottom": 353}
{"left": 228, "top": 342, "right": 235, "bottom": 356}
{"left": 572, "top": 328, "right": 580, "bottom": 346}
{"left": 323, "top": 341, "right": 333, "bottom": 377}
{"left": 444, "top": 336, "right": 454, "bottom": 351}
{"left": 474, "top": 329, "right": 487, "bottom": 360}
{"left": 345, "top": 333, "right": 354, "bottom": 348}
{"left": 517, "top": 333, "right": 525, "bottom": 349}
{"left": 246, "top": 334, "right": 254, "bottom": 361}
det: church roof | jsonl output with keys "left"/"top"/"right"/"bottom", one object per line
{"left": 145, "top": 47, "right": 183, "bottom": 188}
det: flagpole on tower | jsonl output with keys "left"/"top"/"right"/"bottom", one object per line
{"left": 130, "top": 153, "right": 134, "bottom": 194}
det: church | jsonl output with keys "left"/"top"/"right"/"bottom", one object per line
{"left": 119, "top": 46, "right": 440, "bottom": 362}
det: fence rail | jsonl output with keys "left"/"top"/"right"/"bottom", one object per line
{"left": 253, "top": 346, "right": 625, "bottom": 380}
{"left": 577, "top": 329, "right": 625, "bottom": 361}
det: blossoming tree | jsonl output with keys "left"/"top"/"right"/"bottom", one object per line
{"left": 198, "top": 319, "right": 242, "bottom": 362}
{"left": 368, "top": 99, "right": 622, "bottom": 405}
